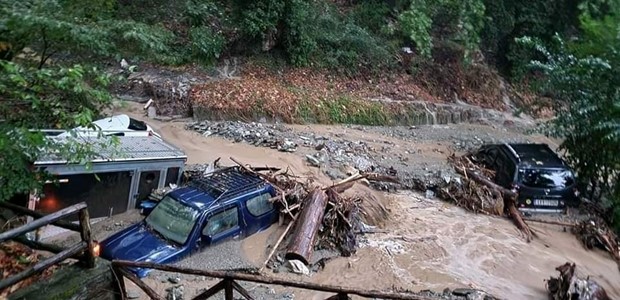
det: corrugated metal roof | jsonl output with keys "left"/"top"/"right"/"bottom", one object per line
{"left": 35, "top": 136, "right": 187, "bottom": 165}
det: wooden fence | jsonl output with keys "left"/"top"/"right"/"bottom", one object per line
{"left": 112, "top": 260, "right": 435, "bottom": 300}
{"left": 0, "top": 202, "right": 96, "bottom": 291}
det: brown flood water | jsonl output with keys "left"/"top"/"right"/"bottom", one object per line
{"left": 243, "top": 192, "right": 620, "bottom": 300}
{"left": 117, "top": 105, "right": 619, "bottom": 300}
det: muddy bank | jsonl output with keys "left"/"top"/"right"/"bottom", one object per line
{"left": 115, "top": 63, "right": 537, "bottom": 128}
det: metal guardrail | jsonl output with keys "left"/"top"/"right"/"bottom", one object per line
{"left": 112, "top": 260, "right": 435, "bottom": 300}
{"left": 0, "top": 202, "right": 96, "bottom": 291}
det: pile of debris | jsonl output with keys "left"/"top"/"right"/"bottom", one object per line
{"left": 407, "top": 288, "right": 499, "bottom": 300}
{"left": 411, "top": 153, "right": 536, "bottom": 242}
{"left": 186, "top": 157, "right": 396, "bottom": 275}
{"left": 546, "top": 262, "right": 611, "bottom": 300}
{"left": 572, "top": 218, "right": 620, "bottom": 271}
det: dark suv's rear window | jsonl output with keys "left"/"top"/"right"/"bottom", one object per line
{"left": 128, "top": 118, "right": 148, "bottom": 131}
{"left": 518, "top": 169, "right": 575, "bottom": 189}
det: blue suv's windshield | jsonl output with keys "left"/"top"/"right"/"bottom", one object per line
{"left": 519, "top": 169, "right": 575, "bottom": 189}
{"left": 145, "top": 195, "right": 200, "bottom": 245}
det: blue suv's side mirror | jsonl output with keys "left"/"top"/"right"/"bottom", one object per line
{"left": 139, "top": 200, "right": 158, "bottom": 216}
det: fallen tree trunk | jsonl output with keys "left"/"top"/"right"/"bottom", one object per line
{"left": 455, "top": 168, "right": 517, "bottom": 198}
{"left": 285, "top": 188, "right": 328, "bottom": 265}
{"left": 507, "top": 198, "right": 534, "bottom": 242}
{"left": 456, "top": 168, "right": 534, "bottom": 241}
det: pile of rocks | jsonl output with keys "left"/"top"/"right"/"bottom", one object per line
{"left": 186, "top": 120, "right": 298, "bottom": 152}
{"left": 185, "top": 120, "right": 379, "bottom": 177}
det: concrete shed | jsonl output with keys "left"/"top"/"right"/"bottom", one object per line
{"left": 29, "top": 136, "right": 187, "bottom": 238}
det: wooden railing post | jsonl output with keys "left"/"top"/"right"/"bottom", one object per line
{"left": 78, "top": 208, "right": 96, "bottom": 268}
{"left": 112, "top": 266, "right": 127, "bottom": 300}
{"left": 224, "top": 279, "right": 234, "bottom": 300}
{"left": 325, "top": 293, "right": 350, "bottom": 300}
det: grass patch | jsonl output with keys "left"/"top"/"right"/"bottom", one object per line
{"left": 296, "top": 96, "right": 391, "bottom": 126}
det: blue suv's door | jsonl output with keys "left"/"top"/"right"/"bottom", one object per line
{"left": 242, "top": 190, "right": 278, "bottom": 236}
{"left": 201, "top": 204, "right": 242, "bottom": 246}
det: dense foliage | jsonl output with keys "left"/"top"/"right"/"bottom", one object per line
{"left": 0, "top": 61, "right": 116, "bottom": 201}
{"left": 519, "top": 1, "right": 620, "bottom": 229}
{"left": 0, "top": 0, "right": 619, "bottom": 230}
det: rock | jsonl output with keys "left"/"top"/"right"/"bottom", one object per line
{"left": 425, "top": 190, "right": 435, "bottom": 199}
{"left": 127, "top": 289, "right": 140, "bottom": 299}
{"left": 353, "top": 156, "right": 373, "bottom": 172}
{"left": 278, "top": 140, "right": 297, "bottom": 152}
{"left": 120, "top": 58, "right": 129, "bottom": 70}
{"left": 305, "top": 155, "right": 321, "bottom": 167}
{"left": 287, "top": 260, "right": 309, "bottom": 275}
{"left": 147, "top": 106, "right": 157, "bottom": 118}
{"left": 168, "top": 275, "right": 181, "bottom": 284}
{"left": 166, "top": 285, "right": 184, "bottom": 300}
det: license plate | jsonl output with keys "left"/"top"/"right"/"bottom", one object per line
{"left": 534, "top": 199, "right": 559, "bottom": 206}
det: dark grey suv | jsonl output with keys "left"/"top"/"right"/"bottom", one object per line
{"left": 472, "top": 143, "right": 579, "bottom": 213}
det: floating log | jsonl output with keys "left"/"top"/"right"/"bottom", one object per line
{"left": 285, "top": 188, "right": 329, "bottom": 265}
{"left": 507, "top": 199, "right": 534, "bottom": 242}
{"left": 546, "top": 262, "right": 611, "bottom": 300}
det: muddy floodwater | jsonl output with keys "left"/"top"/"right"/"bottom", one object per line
{"left": 242, "top": 192, "right": 620, "bottom": 300}
{"left": 110, "top": 104, "right": 619, "bottom": 300}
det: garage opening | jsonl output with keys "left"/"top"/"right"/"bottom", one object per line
{"left": 37, "top": 172, "right": 132, "bottom": 221}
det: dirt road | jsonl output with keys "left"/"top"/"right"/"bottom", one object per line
{"left": 111, "top": 103, "right": 619, "bottom": 300}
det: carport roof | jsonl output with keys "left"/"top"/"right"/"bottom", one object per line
{"left": 35, "top": 136, "right": 187, "bottom": 165}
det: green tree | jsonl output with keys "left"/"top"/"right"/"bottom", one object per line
{"left": 1, "top": 0, "right": 176, "bottom": 67}
{"left": 519, "top": 32, "right": 620, "bottom": 228}
{"left": 397, "top": 0, "right": 485, "bottom": 60}
{"left": 480, "top": 0, "right": 580, "bottom": 76}
{"left": 231, "top": 0, "right": 392, "bottom": 72}
{"left": 0, "top": 61, "right": 116, "bottom": 201}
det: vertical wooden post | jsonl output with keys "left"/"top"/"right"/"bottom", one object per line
{"left": 224, "top": 279, "right": 234, "bottom": 300}
{"left": 325, "top": 293, "right": 349, "bottom": 300}
{"left": 112, "top": 266, "right": 128, "bottom": 300}
{"left": 79, "top": 208, "right": 96, "bottom": 268}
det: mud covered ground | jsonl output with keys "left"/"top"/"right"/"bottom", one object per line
{"left": 59, "top": 102, "right": 618, "bottom": 300}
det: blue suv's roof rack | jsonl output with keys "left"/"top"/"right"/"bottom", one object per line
{"left": 188, "top": 166, "right": 267, "bottom": 204}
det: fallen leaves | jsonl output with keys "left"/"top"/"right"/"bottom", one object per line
{"left": 0, "top": 241, "right": 59, "bottom": 297}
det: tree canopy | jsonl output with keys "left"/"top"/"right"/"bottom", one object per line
{"left": 0, "top": 0, "right": 618, "bottom": 229}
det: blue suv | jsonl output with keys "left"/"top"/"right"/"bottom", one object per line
{"left": 98, "top": 167, "right": 278, "bottom": 277}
